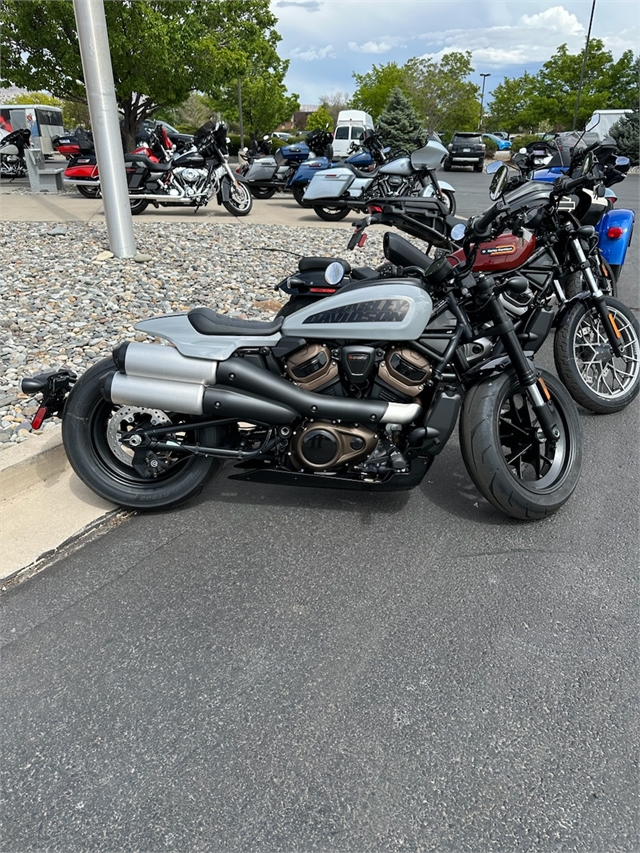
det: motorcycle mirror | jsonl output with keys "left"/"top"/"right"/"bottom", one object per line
{"left": 486, "top": 160, "right": 502, "bottom": 174}
{"left": 451, "top": 223, "right": 466, "bottom": 241}
{"left": 615, "top": 156, "right": 630, "bottom": 167}
{"left": 324, "top": 261, "right": 346, "bottom": 286}
{"left": 489, "top": 164, "right": 510, "bottom": 200}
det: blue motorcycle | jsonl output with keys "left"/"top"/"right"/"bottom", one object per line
{"left": 238, "top": 130, "right": 333, "bottom": 199}
{"left": 514, "top": 138, "right": 634, "bottom": 285}
{"left": 290, "top": 138, "right": 381, "bottom": 206}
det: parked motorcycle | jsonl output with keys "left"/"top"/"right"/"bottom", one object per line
{"left": 52, "top": 127, "right": 95, "bottom": 160}
{"left": 22, "top": 177, "right": 584, "bottom": 519}
{"left": 64, "top": 120, "right": 253, "bottom": 216}
{"left": 289, "top": 137, "right": 382, "bottom": 206}
{"left": 511, "top": 138, "right": 634, "bottom": 284}
{"left": 0, "top": 127, "right": 30, "bottom": 179}
{"left": 302, "top": 133, "right": 456, "bottom": 221}
{"left": 238, "top": 129, "right": 333, "bottom": 200}
{"left": 281, "top": 147, "right": 639, "bottom": 415}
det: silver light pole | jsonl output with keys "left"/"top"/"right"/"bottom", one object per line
{"left": 478, "top": 73, "right": 491, "bottom": 131}
{"left": 73, "top": 0, "right": 137, "bottom": 258}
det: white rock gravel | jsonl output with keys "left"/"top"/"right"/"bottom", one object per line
{"left": 0, "top": 220, "right": 390, "bottom": 448}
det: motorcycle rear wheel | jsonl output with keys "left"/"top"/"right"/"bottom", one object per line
{"left": 130, "top": 198, "right": 149, "bottom": 215}
{"left": 250, "top": 186, "right": 276, "bottom": 199}
{"left": 292, "top": 183, "right": 308, "bottom": 206}
{"left": 62, "top": 358, "right": 223, "bottom": 511}
{"left": 553, "top": 296, "right": 640, "bottom": 413}
{"left": 459, "top": 368, "right": 582, "bottom": 520}
{"left": 314, "top": 204, "right": 350, "bottom": 222}
{"left": 223, "top": 179, "right": 253, "bottom": 216}
{"left": 77, "top": 185, "right": 101, "bottom": 199}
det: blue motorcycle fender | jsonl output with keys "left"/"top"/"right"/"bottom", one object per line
{"left": 596, "top": 207, "right": 635, "bottom": 266}
{"left": 291, "top": 157, "right": 330, "bottom": 184}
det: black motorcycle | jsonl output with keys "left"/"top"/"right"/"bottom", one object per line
{"left": 0, "top": 128, "right": 31, "bottom": 179}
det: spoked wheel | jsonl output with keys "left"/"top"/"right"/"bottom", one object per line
{"left": 129, "top": 197, "right": 149, "bottom": 215}
{"left": 223, "top": 178, "right": 253, "bottom": 216}
{"left": 250, "top": 186, "right": 276, "bottom": 199}
{"left": 554, "top": 296, "right": 640, "bottom": 413}
{"left": 62, "top": 358, "right": 223, "bottom": 510}
{"left": 77, "top": 184, "right": 101, "bottom": 199}
{"left": 439, "top": 189, "right": 456, "bottom": 216}
{"left": 313, "top": 204, "right": 350, "bottom": 222}
{"left": 292, "top": 183, "right": 309, "bottom": 206}
{"left": 460, "top": 368, "right": 582, "bottom": 520}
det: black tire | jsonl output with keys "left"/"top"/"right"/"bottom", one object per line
{"left": 250, "top": 186, "right": 276, "bottom": 199}
{"left": 129, "top": 198, "right": 149, "bottom": 215}
{"left": 443, "top": 159, "right": 451, "bottom": 172}
{"left": 62, "top": 358, "right": 223, "bottom": 511}
{"left": 564, "top": 254, "right": 618, "bottom": 299}
{"left": 292, "top": 182, "right": 308, "bottom": 206}
{"left": 553, "top": 297, "right": 640, "bottom": 413}
{"left": 222, "top": 178, "right": 253, "bottom": 216}
{"left": 77, "top": 184, "right": 101, "bottom": 199}
{"left": 441, "top": 189, "right": 456, "bottom": 216}
{"left": 474, "top": 161, "right": 483, "bottom": 172}
{"left": 459, "top": 368, "right": 582, "bottom": 520}
{"left": 313, "top": 204, "right": 350, "bottom": 222}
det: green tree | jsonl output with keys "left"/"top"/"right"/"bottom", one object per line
{"left": 610, "top": 109, "right": 639, "bottom": 165}
{"left": 376, "top": 87, "right": 422, "bottom": 153}
{"left": 0, "top": 0, "right": 283, "bottom": 149}
{"left": 319, "top": 91, "right": 352, "bottom": 126}
{"left": 485, "top": 72, "right": 538, "bottom": 134}
{"left": 304, "top": 105, "right": 334, "bottom": 132}
{"left": 209, "top": 57, "right": 299, "bottom": 138}
{"left": 351, "top": 63, "right": 408, "bottom": 121}
{"left": 404, "top": 52, "right": 479, "bottom": 137}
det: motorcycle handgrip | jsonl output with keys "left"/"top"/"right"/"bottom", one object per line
{"left": 468, "top": 203, "right": 502, "bottom": 239}
{"left": 553, "top": 174, "right": 591, "bottom": 195}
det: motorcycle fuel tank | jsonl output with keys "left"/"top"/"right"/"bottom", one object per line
{"left": 173, "top": 149, "right": 206, "bottom": 169}
{"left": 450, "top": 232, "right": 538, "bottom": 272}
{"left": 282, "top": 282, "right": 433, "bottom": 341}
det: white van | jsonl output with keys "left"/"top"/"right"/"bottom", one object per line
{"left": 332, "top": 109, "right": 374, "bottom": 159}
{"left": 0, "top": 104, "right": 64, "bottom": 154}
{"left": 584, "top": 109, "right": 633, "bottom": 139}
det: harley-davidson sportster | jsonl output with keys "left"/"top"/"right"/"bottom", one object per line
{"left": 23, "top": 181, "right": 583, "bottom": 520}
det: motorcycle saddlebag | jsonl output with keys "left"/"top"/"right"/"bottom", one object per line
{"left": 303, "top": 168, "right": 353, "bottom": 201}
{"left": 245, "top": 157, "right": 278, "bottom": 181}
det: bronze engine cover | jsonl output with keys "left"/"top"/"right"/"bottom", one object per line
{"left": 291, "top": 421, "right": 378, "bottom": 471}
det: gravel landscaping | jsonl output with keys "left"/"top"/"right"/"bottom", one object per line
{"left": 0, "top": 219, "right": 388, "bottom": 448}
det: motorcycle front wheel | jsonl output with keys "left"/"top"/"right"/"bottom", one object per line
{"left": 223, "top": 178, "right": 253, "bottom": 216}
{"left": 62, "top": 358, "right": 223, "bottom": 511}
{"left": 77, "top": 185, "right": 101, "bottom": 199}
{"left": 313, "top": 204, "right": 350, "bottom": 222}
{"left": 563, "top": 255, "right": 617, "bottom": 298}
{"left": 292, "top": 183, "right": 308, "bottom": 206}
{"left": 553, "top": 296, "right": 640, "bottom": 413}
{"left": 459, "top": 368, "right": 582, "bottom": 520}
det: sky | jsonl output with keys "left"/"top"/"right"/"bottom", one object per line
{"left": 268, "top": 0, "right": 640, "bottom": 107}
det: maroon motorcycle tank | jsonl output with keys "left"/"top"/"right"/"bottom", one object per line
{"left": 451, "top": 232, "right": 537, "bottom": 272}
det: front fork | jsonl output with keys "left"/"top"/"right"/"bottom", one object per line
{"left": 571, "top": 237, "right": 623, "bottom": 356}
{"left": 480, "top": 279, "right": 560, "bottom": 444}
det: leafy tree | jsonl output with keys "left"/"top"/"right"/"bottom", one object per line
{"left": 158, "top": 93, "right": 214, "bottom": 134}
{"left": 319, "top": 91, "right": 352, "bottom": 125}
{"left": 351, "top": 63, "right": 408, "bottom": 121}
{"left": 209, "top": 57, "right": 299, "bottom": 138}
{"left": 404, "top": 52, "right": 479, "bottom": 137}
{"left": 488, "top": 41, "right": 639, "bottom": 133}
{"left": 0, "top": 0, "right": 283, "bottom": 149}
{"left": 304, "top": 105, "right": 334, "bottom": 132}
{"left": 610, "top": 109, "right": 639, "bottom": 165}
{"left": 376, "top": 87, "right": 422, "bottom": 153}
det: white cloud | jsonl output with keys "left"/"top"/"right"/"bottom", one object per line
{"left": 520, "top": 6, "right": 584, "bottom": 35}
{"left": 275, "top": 0, "right": 322, "bottom": 10}
{"left": 289, "top": 44, "right": 336, "bottom": 61}
{"left": 348, "top": 38, "right": 406, "bottom": 54}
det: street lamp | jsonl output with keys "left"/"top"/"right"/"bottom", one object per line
{"left": 479, "top": 73, "right": 491, "bottom": 131}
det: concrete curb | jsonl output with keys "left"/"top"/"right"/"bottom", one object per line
{"left": 0, "top": 427, "right": 67, "bottom": 501}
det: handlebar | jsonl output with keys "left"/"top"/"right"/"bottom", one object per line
{"left": 467, "top": 201, "right": 506, "bottom": 241}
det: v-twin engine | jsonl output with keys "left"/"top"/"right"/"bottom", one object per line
{"left": 171, "top": 166, "right": 210, "bottom": 198}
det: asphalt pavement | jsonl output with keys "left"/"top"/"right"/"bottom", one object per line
{"left": 1, "top": 170, "right": 639, "bottom": 852}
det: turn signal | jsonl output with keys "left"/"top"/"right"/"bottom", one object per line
{"left": 607, "top": 226, "right": 624, "bottom": 240}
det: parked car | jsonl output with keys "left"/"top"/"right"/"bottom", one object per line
{"left": 483, "top": 133, "right": 512, "bottom": 151}
{"left": 135, "top": 119, "right": 194, "bottom": 151}
{"left": 443, "top": 131, "right": 486, "bottom": 171}
{"left": 490, "top": 130, "right": 509, "bottom": 140}
{"left": 272, "top": 131, "right": 292, "bottom": 141}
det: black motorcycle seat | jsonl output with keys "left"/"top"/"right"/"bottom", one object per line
{"left": 124, "top": 154, "right": 173, "bottom": 171}
{"left": 188, "top": 307, "right": 284, "bottom": 336}
{"left": 341, "top": 163, "right": 378, "bottom": 179}
{"left": 299, "top": 256, "right": 352, "bottom": 274}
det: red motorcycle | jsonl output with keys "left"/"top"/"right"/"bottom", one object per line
{"left": 61, "top": 123, "right": 172, "bottom": 200}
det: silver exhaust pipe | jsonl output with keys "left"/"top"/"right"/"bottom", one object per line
{"left": 107, "top": 373, "right": 206, "bottom": 415}
{"left": 115, "top": 342, "right": 217, "bottom": 385}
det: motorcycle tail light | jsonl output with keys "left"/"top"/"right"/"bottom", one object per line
{"left": 607, "top": 226, "right": 623, "bottom": 240}
{"left": 367, "top": 204, "right": 383, "bottom": 213}
{"left": 31, "top": 406, "right": 48, "bottom": 431}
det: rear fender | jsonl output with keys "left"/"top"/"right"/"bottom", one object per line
{"left": 596, "top": 207, "right": 635, "bottom": 266}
